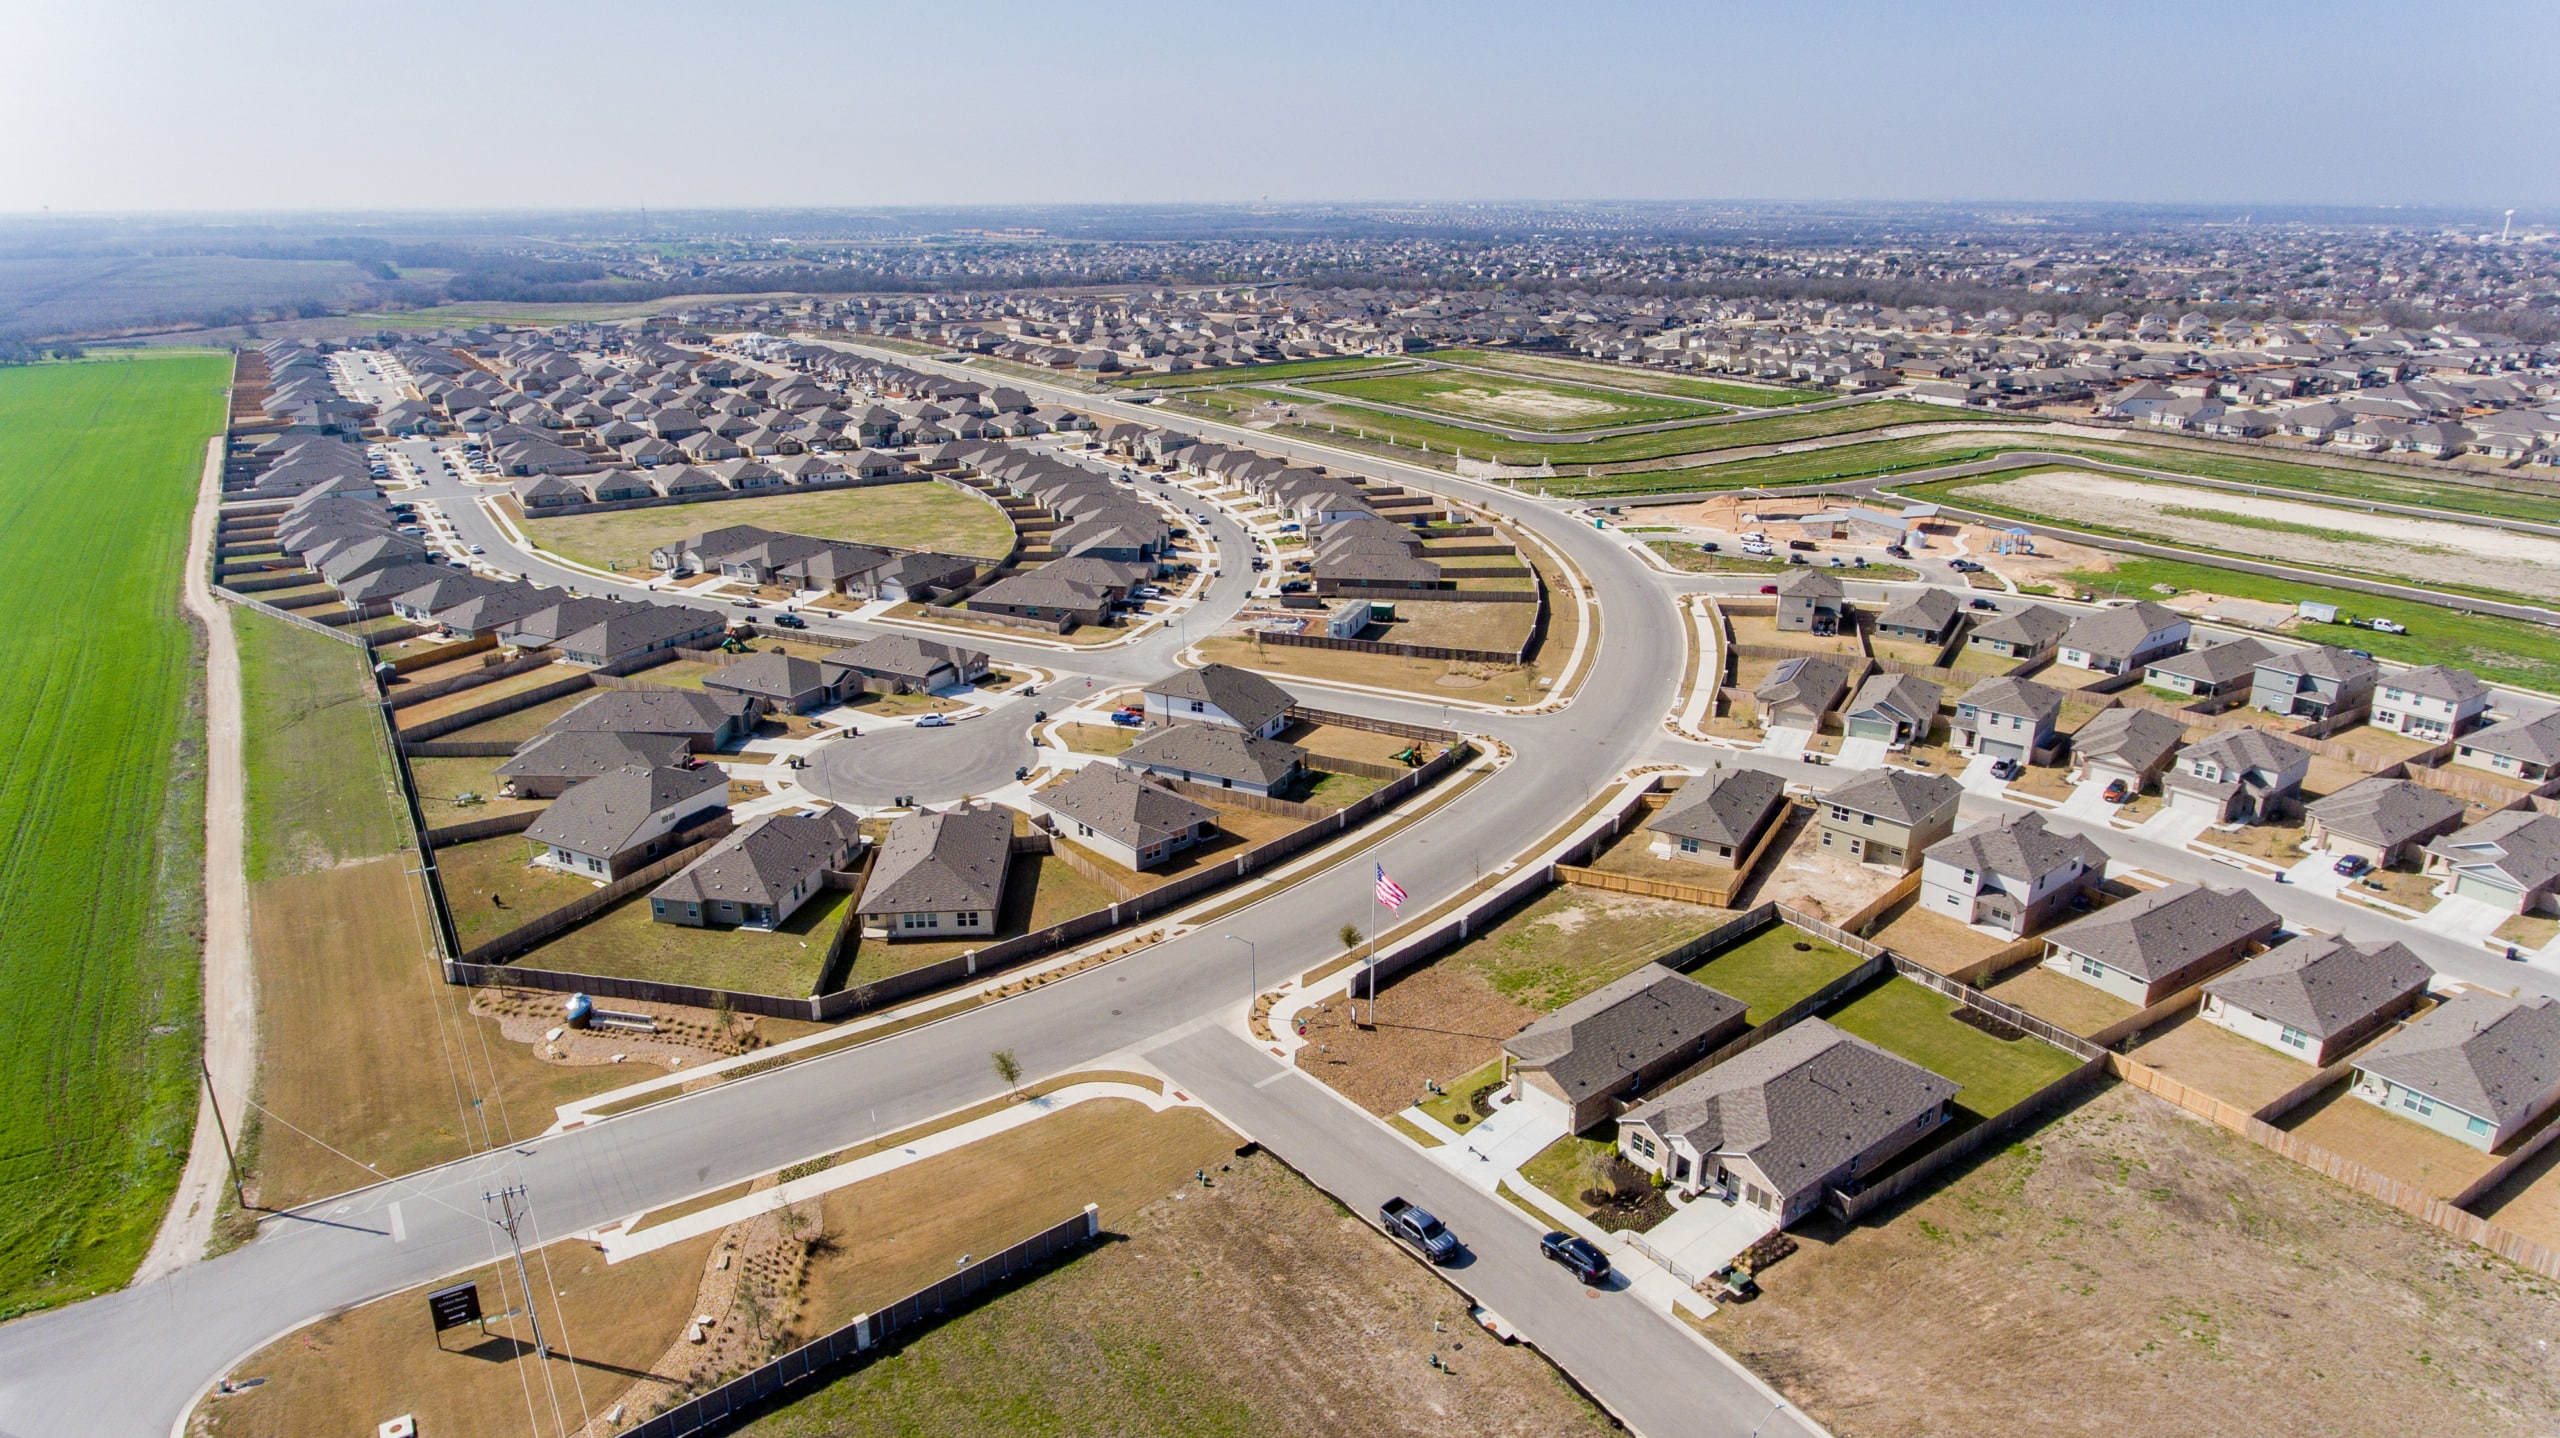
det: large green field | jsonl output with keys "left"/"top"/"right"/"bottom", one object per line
{"left": 521, "top": 479, "right": 1017, "bottom": 571}
{"left": 1276, "top": 397, "right": 1997, "bottom": 467}
{"left": 1425, "top": 348, "right": 1828, "bottom": 407}
{"left": 0, "top": 355, "right": 230, "bottom": 1314}
{"left": 235, "top": 613, "right": 411, "bottom": 881}
{"left": 1106, "top": 355, "right": 1422, "bottom": 389}
{"left": 1297, "top": 369, "right": 1724, "bottom": 431}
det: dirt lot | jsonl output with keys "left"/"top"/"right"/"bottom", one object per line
{"left": 1704, "top": 1083, "right": 2560, "bottom": 1438}
{"left": 1729, "top": 611, "right": 1864, "bottom": 657}
{"left": 391, "top": 664, "right": 580, "bottom": 729}
{"left": 1295, "top": 962, "right": 1542, "bottom": 1117}
{"left": 428, "top": 689, "right": 596, "bottom": 745}
{"left": 1866, "top": 896, "right": 2008, "bottom": 975}
{"left": 1982, "top": 963, "right": 2138, "bottom": 1038}
{"left": 404, "top": 753, "right": 547, "bottom": 818}
{"left": 2277, "top": 1080, "right": 2503, "bottom": 1200}
{"left": 1739, "top": 814, "right": 1905, "bottom": 923}
{"left": 2124, "top": 1010, "right": 2320, "bottom": 1113}
{"left": 747, "top": 1145, "right": 1614, "bottom": 1438}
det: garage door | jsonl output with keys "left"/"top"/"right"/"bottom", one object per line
{"left": 1846, "top": 717, "right": 1894, "bottom": 741}
{"left": 1978, "top": 737, "right": 2026, "bottom": 761}
{"left": 2167, "top": 785, "right": 2225, "bottom": 817}
{"left": 2456, "top": 873, "right": 2522, "bottom": 909}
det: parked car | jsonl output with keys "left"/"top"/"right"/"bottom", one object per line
{"left": 1758, "top": 584, "right": 1779, "bottom": 595}
{"left": 1969, "top": 597, "right": 1999, "bottom": 610}
{"left": 1109, "top": 710, "right": 1146, "bottom": 728}
{"left": 1380, "top": 1198, "right": 1459, "bottom": 1265}
{"left": 1280, "top": 580, "right": 1312, "bottom": 594}
{"left": 773, "top": 612, "right": 806, "bottom": 629}
{"left": 2333, "top": 854, "right": 2373, "bottom": 878}
{"left": 913, "top": 714, "right": 952, "bottom": 729}
{"left": 1699, "top": 541, "right": 1719, "bottom": 553}
{"left": 468, "top": 544, "right": 486, "bottom": 555}
{"left": 1989, "top": 757, "right": 2021, "bottom": 781}
{"left": 1541, "top": 1231, "right": 1611, "bottom": 1285}
{"left": 2102, "top": 778, "right": 2130, "bottom": 803}
{"left": 1787, "top": 539, "right": 1818, "bottom": 552}
{"left": 1885, "top": 545, "right": 1910, "bottom": 558}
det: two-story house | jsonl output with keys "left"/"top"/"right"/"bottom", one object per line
{"left": 2369, "top": 665, "right": 2490, "bottom": 742}
{"left": 2251, "top": 644, "right": 2380, "bottom": 721}
{"left": 1950, "top": 675, "right": 2065, "bottom": 763}
{"left": 1920, "top": 812, "right": 2107, "bottom": 938}
{"left": 2162, "top": 726, "right": 2313, "bottom": 823}
{"left": 1817, "top": 768, "right": 1964, "bottom": 872}
{"left": 1773, "top": 569, "right": 1845, "bottom": 634}
{"left": 2058, "top": 600, "right": 2190, "bottom": 676}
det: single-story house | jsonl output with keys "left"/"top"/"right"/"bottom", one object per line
{"left": 821, "top": 634, "right": 990, "bottom": 696}
{"left": 1504, "top": 965, "right": 1748, "bottom": 1133}
{"left": 2058, "top": 601, "right": 2189, "bottom": 676}
{"left": 1967, "top": 603, "right": 2072, "bottom": 661}
{"left": 2352, "top": 992, "right": 2560, "bottom": 1151}
{"left": 648, "top": 806, "right": 865, "bottom": 930}
{"left": 1117, "top": 724, "right": 1308, "bottom": 798}
{"left": 2040, "top": 881, "right": 2280, "bottom": 1007}
{"left": 1755, "top": 655, "right": 1852, "bottom": 730}
{"left": 1143, "top": 664, "right": 1295, "bottom": 738}
{"left": 2303, "top": 777, "right": 2467, "bottom": 867}
{"left": 523, "top": 763, "right": 729, "bottom": 880}
{"left": 2067, "top": 705, "right": 2186, "bottom": 790}
{"left": 857, "top": 806, "right": 1014, "bottom": 939}
{"left": 2451, "top": 711, "right": 2560, "bottom": 784}
{"left": 2144, "top": 637, "right": 2273, "bottom": 701}
{"left": 2201, "top": 934, "right": 2433, "bottom": 1066}
{"left": 703, "top": 651, "right": 833, "bottom": 714}
{"left": 495, "top": 730, "right": 693, "bottom": 799}
{"left": 1645, "top": 766, "right": 1789, "bottom": 870}
{"left": 1843, "top": 673, "right": 1942, "bottom": 749}
{"left": 1874, "top": 588, "right": 1961, "bottom": 645}
{"left": 1029, "top": 764, "right": 1220, "bottom": 872}
{"left": 541, "top": 688, "right": 760, "bottom": 753}
{"left": 2423, "top": 810, "right": 2560, "bottom": 915}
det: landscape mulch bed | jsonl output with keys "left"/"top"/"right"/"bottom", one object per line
{"left": 1293, "top": 963, "right": 1539, "bottom": 1116}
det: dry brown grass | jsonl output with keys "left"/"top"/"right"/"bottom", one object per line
{"left": 391, "top": 664, "right": 580, "bottom": 729}
{"left": 2124, "top": 1010, "right": 2321, "bottom": 1113}
{"left": 1981, "top": 964, "right": 2138, "bottom": 1038}
{"left": 2277, "top": 1081, "right": 2503, "bottom": 1200}
{"left": 1704, "top": 1083, "right": 2560, "bottom": 1438}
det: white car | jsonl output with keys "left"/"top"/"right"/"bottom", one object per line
{"left": 913, "top": 714, "right": 953, "bottom": 728}
{"left": 468, "top": 544, "right": 486, "bottom": 555}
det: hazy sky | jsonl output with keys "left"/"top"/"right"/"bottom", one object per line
{"left": 5, "top": 0, "right": 2553, "bottom": 214}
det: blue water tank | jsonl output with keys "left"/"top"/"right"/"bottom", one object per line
{"left": 564, "top": 994, "right": 593, "bottom": 1027}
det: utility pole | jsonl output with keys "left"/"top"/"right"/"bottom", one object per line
{"left": 484, "top": 1184, "right": 550, "bottom": 1364}
{"left": 200, "top": 1053, "right": 246, "bottom": 1211}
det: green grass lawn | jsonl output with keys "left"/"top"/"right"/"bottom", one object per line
{"left": 522, "top": 479, "right": 1014, "bottom": 570}
{"left": 1296, "top": 369, "right": 1724, "bottom": 432}
{"left": 1682, "top": 924, "right": 1871, "bottom": 1025}
{"left": 1426, "top": 349, "right": 1827, "bottom": 406}
{"left": 1416, "top": 1056, "right": 1508, "bottom": 1134}
{"left": 1106, "top": 355, "right": 1422, "bottom": 389}
{"left": 0, "top": 354, "right": 230, "bottom": 1315}
{"left": 1445, "top": 886, "right": 1728, "bottom": 1012}
{"left": 520, "top": 885, "right": 851, "bottom": 997}
{"left": 1823, "top": 976, "right": 2084, "bottom": 1124}
{"left": 237, "top": 612, "right": 413, "bottom": 880}
{"left": 1289, "top": 398, "right": 1985, "bottom": 468}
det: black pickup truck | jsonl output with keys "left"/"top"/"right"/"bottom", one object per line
{"left": 1381, "top": 1197, "right": 1460, "bottom": 1264}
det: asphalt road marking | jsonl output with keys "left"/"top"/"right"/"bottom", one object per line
{"left": 388, "top": 1202, "right": 405, "bottom": 1244}
{"left": 1253, "top": 1068, "right": 1295, "bottom": 1089}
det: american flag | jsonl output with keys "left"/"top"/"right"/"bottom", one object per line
{"left": 1374, "top": 863, "right": 1407, "bottom": 911}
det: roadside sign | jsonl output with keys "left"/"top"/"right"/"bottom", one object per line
{"left": 427, "top": 1280, "right": 483, "bottom": 1333}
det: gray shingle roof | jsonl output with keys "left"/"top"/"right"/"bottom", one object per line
{"left": 2461, "top": 712, "right": 2560, "bottom": 768}
{"left": 2382, "top": 665, "right": 2489, "bottom": 705}
{"left": 1034, "top": 764, "right": 1218, "bottom": 855}
{"left": 1956, "top": 674, "right": 2064, "bottom": 724}
{"left": 1876, "top": 588, "right": 1959, "bottom": 635}
{"left": 497, "top": 730, "right": 692, "bottom": 784}
{"left": 2043, "top": 882, "right": 2279, "bottom": 982}
{"left": 2356, "top": 992, "right": 2560, "bottom": 1128}
{"left": 1624, "top": 1017, "right": 1957, "bottom": 1201}
{"left": 1146, "top": 663, "right": 1296, "bottom": 733}
{"left": 2145, "top": 637, "right": 2273, "bottom": 687}
{"left": 1648, "top": 766, "right": 1789, "bottom": 848}
{"left": 2063, "top": 600, "right": 2184, "bottom": 659}
{"left": 703, "top": 651, "right": 829, "bottom": 702}
{"left": 2181, "top": 725, "right": 2312, "bottom": 775}
{"left": 1504, "top": 964, "right": 1745, "bottom": 1103}
{"left": 861, "top": 806, "right": 1014, "bottom": 914}
{"left": 545, "top": 688, "right": 755, "bottom": 744}
{"left": 2424, "top": 810, "right": 2560, "bottom": 894}
{"left": 1848, "top": 672, "right": 1943, "bottom": 727}
{"left": 2258, "top": 644, "right": 2380, "bottom": 683}
{"left": 2305, "top": 777, "right": 2466, "bottom": 849}
{"left": 1755, "top": 656, "right": 1851, "bottom": 716}
{"left": 1119, "top": 724, "right": 1306, "bottom": 788}
{"left": 2070, "top": 705, "right": 2186, "bottom": 771}
{"left": 822, "top": 633, "right": 987, "bottom": 688}
{"left": 651, "top": 807, "right": 864, "bottom": 909}
{"left": 523, "top": 764, "right": 727, "bottom": 857}
{"left": 1925, "top": 812, "right": 2105, "bottom": 881}
{"left": 1822, "top": 767, "right": 1963, "bottom": 826}
{"left": 2204, "top": 934, "right": 2433, "bottom": 1040}
{"left": 1776, "top": 568, "right": 1842, "bottom": 600}
{"left": 1972, "top": 603, "right": 2072, "bottom": 649}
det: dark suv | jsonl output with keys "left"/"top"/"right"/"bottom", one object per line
{"left": 1540, "top": 1231, "right": 1611, "bottom": 1285}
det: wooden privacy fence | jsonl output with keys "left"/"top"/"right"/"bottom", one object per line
{"left": 1253, "top": 630, "right": 1524, "bottom": 667}
{"left": 450, "top": 817, "right": 736, "bottom": 966}
{"left": 386, "top": 650, "right": 556, "bottom": 711}
{"left": 397, "top": 671, "right": 597, "bottom": 741}
{"left": 1288, "top": 705, "right": 1464, "bottom": 743}
{"left": 1828, "top": 1054, "right": 2113, "bottom": 1224}
{"left": 213, "top": 586, "right": 367, "bottom": 647}
{"left": 423, "top": 808, "right": 542, "bottom": 848}
{"left": 614, "top": 1208, "right": 1101, "bottom": 1438}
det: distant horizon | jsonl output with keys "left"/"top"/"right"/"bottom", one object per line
{"left": 6, "top": 1, "right": 2553, "bottom": 213}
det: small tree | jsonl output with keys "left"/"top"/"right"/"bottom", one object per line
{"left": 991, "top": 1048, "right": 1023, "bottom": 1097}
{"left": 1576, "top": 1145, "right": 1621, "bottom": 1205}
{"left": 711, "top": 990, "right": 736, "bottom": 1035}
{"left": 1339, "top": 922, "right": 1363, "bottom": 951}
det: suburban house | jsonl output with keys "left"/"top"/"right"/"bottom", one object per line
{"left": 495, "top": 730, "right": 692, "bottom": 799}
{"left": 822, "top": 634, "right": 990, "bottom": 696}
{"left": 1966, "top": 603, "right": 2072, "bottom": 662}
{"left": 2067, "top": 705, "right": 2186, "bottom": 791}
{"left": 967, "top": 570, "right": 1120, "bottom": 629}
{"left": 2162, "top": 726, "right": 2313, "bottom": 822}
{"left": 542, "top": 689, "right": 759, "bottom": 753}
{"left": 550, "top": 604, "right": 726, "bottom": 669}
{"left": 2040, "top": 881, "right": 2281, "bottom": 1006}
{"left": 2058, "top": 601, "right": 2190, "bottom": 675}
{"left": 2143, "top": 637, "right": 2273, "bottom": 702}
{"left": 1843, "top": 673, "right": 1942, "bottom": 749}
{"left": 1920, "top": 812, "right": 2106, "bottom": 938}
{"left": 1817, "top": 768, "right": 1964, "bottom": 872}
{"left": 703, "top": 651, "right": 833, "bottom": 714}
{"left": 1142, "top": 664, "right": 1295, "bottom": 737}
{"left": 1118, "top": 723, "right": 1308, "bottom": 798}
{"left": 1773, "top": 569, "right": 1845, "bottom": 634}
{"left": 2201, "top": 934, "right": 2433, "bottom": 1065}
{"left": 1874, "top": 588, "right": 1961, "bottom": 645}
{"left": 1754, "top": 655, "right": 1852, "bottom": 731}
{"left": 523, "top": 764, "right": 729, "bottom": 880}
{"left": 857, "top": 806, "right": 1014, "bottom": 939}
{"left": 2352, "top": 992, "right": 2560, "bottom": 1151}
{"left": 2422, "top": 810, "right": 2560, "bottom": 915}
{"left": 2251, "top": 645, "right": 2380, "bottom": 721}
{"left": 646, "top": 806, "right": 865, "bottom": 930}
{"left": 1645, "top": 766, "right": 1789, "bottom": 870}
{"left": 2451, "top": 711, "right": 2560, "bottom": 784}
{"left": 2369, "top": 665, "right": 2491, "bottom": 742}
{"left": 1617, "top": 1018, "right": 1958, "bottom": 1225}
{"left": 2304, "top": 778, "right": 2467, "bottom": 867}
{"left": 1503, "top": 965, "right": 1749, "bottom": 1133}
{"left": 1029, "top": 764, "right": 1219, "bottom": 872}
{"left": 1950, "top": 675, "right": 2064, "bottom": 762}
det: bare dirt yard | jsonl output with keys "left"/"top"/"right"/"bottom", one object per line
{"left": 1967, "top": 470, "right": 2560, "bottom": 599}
{"left": 1705, "top": 1083, "right": 2560, "bottom": 1438}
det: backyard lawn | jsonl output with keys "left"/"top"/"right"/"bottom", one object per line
{"left": 1824, "top": 975, "right": 2085, "bottom": 1124}
{"left": 1682, "top": 924, "right": 1870, "bottom": 1025}
{"left": 0, "top": 354, "right": 229, "bottom": 1313}
{"left": 521, "top": 885, "right": 853, "bottom": 997}
{"left": 522, "top": 480, "right": 1015, "bottom": 569}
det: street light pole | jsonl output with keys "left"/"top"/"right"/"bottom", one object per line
{"left": 1749, "top": 1401, "right": 1789, "bottom": 1437}
{"left": 1226, "top": 934, "right": 1256, "bottom": 1008}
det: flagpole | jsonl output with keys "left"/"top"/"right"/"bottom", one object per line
{"left": 1366, "top": 880, "right": 1379, "bottom": 1028}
